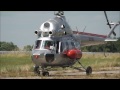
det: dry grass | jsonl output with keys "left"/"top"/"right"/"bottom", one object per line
{"left": 79, "top": 52, "right": 120, "bottom": 70}
{"left": 0, "top": 52, "right": 120, "bottom": 78}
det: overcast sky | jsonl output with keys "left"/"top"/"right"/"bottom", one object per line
{"left": 0, "top": 11, "right": 120, "bottom": 48}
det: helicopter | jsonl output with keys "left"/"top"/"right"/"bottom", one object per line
{"left": 31, "top": 11, "right": 120, "bottom": 76}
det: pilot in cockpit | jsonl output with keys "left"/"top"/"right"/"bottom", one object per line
{"left": 44, "top": 41, "right": 54, "bottom": 49}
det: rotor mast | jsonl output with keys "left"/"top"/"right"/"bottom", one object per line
{"left": 54, "top": 11, "right": 64, "bottom": 16}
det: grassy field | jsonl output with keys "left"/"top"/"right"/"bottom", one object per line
{"left": 0, "top": 52, "right": 34, "bottom": 77}
{"left": 0, "top": 52, "right": 120, "bottom": 78}
{"left": 76, "top": 52, "right": 120, "bottom": 70}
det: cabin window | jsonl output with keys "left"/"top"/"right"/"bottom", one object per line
{"left": 60, "top": 42, "right": 65, "bottom": 52}
{"left": 35, "top": 40, "right": 41, "bottom": 49}
{"left": 71, "top": 42, "right": 75, "bottom": 48}
{"left": 75, "top": 41, "right": 80, "bottom": 49}
{"left": 65, "top": 42, "right": 69, "bottom": 49}
{"left": 56, "top": 41, "right": 59, "bottom": 53}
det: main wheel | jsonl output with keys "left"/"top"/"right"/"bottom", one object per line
{"left": 42, "top": 71, "right": 49, "bottom": 76}
{"left": 86, "top": 66, "right": 92, "bottom": 75}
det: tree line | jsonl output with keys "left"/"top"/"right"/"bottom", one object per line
{"left": 0, "top": 42, "right": 19, "bottom": 51}
{"left": 0, "top": 37, "right": 120, "bottom": 52}
{"left": 81, "top": 37, "right": 120, "bottom": 52}
{"left": 0, "top": 41, "right": 32, "bottom": 51}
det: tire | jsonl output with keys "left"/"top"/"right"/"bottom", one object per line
{"left": 86, "top": 66, "right": 92, "bottom": 75}
{"left": 34, "top": 66, "right": 40, "bottom": 75}
{"left": 42, "top": 71, "right": 49, "bottom": 76}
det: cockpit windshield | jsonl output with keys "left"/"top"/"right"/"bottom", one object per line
{"left": 35, "top": 40, "right": 41, "bottom": 49}
{"left": 42, "top": 40, "right": 54, "bottom": 49}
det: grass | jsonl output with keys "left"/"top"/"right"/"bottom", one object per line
{"left": 77, "top": 52, "right": 120, "bottom": 70}
{"left": 0, "top": 52, "right": 120, "bottom": 78}
{"left": 0, "top": 52, "right": 35, "bottom": 77}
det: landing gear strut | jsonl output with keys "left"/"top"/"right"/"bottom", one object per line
{"left": 34, "top": 66, "right": 40, "bottom": 75}
{"left": 41, "top": 67, "right": 49, "bottom": 76}
{"left": 78, "top": 61, "right": 92, "bottom": 75}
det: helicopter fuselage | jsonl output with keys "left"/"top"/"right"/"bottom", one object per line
{"left": 31, "top": 35, "right": 82, "bottom": 67}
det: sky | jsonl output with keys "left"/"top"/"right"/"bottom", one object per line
{"left": 0, "top": 11, "right": 120, "bottom": 49}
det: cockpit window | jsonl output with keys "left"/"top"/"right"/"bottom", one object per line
{"left": 35, "top": 40, "right": 41, "bottom": 49}
{"left": 42, "top": 40, "right": 54, "bottom": 49}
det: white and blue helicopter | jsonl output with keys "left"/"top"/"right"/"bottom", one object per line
{"left": 31, "top": 11, "right": 120, "bottom": 76}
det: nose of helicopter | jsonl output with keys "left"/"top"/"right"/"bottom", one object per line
{"left": 34, "top": 55, "right": 39, "bottom": 59}
{"left": 32, "top": 53, "right": 55, "bottom": 65}
{"left": 31, "top": 54, "right": 48, "bottom": 65}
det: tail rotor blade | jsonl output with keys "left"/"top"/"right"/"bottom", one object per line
{"left": 104, "top": 11, "right": 116, "bottom": 36}
{"left": 112, "top": 31, "right": 116, "bottom": 36}
{"left": 104, "top": 11, "right": 111, "bottom": 28}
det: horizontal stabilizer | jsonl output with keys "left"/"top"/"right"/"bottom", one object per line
{"left": 105, "top": 38, "right": 118, "bottom": 41}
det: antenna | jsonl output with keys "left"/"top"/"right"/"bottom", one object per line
{"left": 54, "top": 11, "right": 64, "bottom": 16}
{"left": 83, "top": 26, "right": 86, "bottom": 33}
{"left": 76, "top": 26, "right": 79, "bottom": 34}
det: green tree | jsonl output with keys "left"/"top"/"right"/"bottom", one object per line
{"left": 0, "top": 41, "right": 19, "bottom": 51}
{"left": 80, "top": 37, "right": 120, "bottom": 52}
{"left": 23, "top": 45, "right": 32, "bottom": 51}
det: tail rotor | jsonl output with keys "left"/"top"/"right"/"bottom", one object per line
{"left": 104, "top": 11, "right": 116, "bottom": 36}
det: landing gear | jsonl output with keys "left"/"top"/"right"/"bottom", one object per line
{"left": 41, "top": 66, "right": 49, "bottom": 76}
{"left": 78, "top": 61, "right": 92, "bottom": 75}
{"left": 71, "top": 61, "right": 92, "bottom": 75}
{"left": 42, "top": 71, "right": 49, "bottom": 76}
{"left": 34, "top": 66, "right": 49, "bottom": 76}
{"left": 34, "top": 66, "right": 41, "bottom": 75}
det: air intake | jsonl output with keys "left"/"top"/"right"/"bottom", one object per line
{"left": 45, "top": 54, "right": 54, "bottom": 63}
{"left": 44, "top": 22, "right": 50, "bottom": 28}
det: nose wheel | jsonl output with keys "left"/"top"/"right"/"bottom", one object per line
{"left": 42, "top": 71, "right": 49, "bottom": 76}
{"left": 34, "top": 66, "right": 40, "bottom": 75}
{"left": 41, "top": 66, "right": 49, "bottom": 76}
{"left": 34, "top": 66, "right": 49, "bottom": 76}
